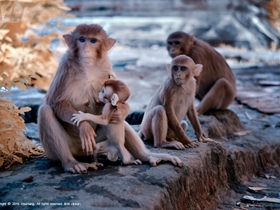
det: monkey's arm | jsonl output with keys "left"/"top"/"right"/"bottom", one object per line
{"left": 167, "top": 112, "right": 191, "bottom": 144}
{"left": 53, "top": 100, "right": 80, "bottom": 124}
{"left": 72, "top": 111, "right": 110, "bottom": 126}
{"left": 53, "top": 100, "right": 97, "bottom": 154}
{"left": 54, "top": 100, "right": 98, "bottom": 133}
{"left": 72, "top": 103, "right": 114, "bottom": 126}
{"left": 187, "top": 105, "right": 214, "bottom": 143}
{"left": 85, "top": 114, "right": 110, "bottom": 125}
{"left": 164, "top": 102, "right": 193, "bottom": 145}
{"left": 109, "top": 102, "right": 130, "bottom": 123}
{"left": 158, "top": 87, "right": 191, "bottom": 144}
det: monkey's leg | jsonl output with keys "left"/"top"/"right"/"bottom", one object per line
{"left": 92, "top": 140, "right": 113, "bottom": 167}
{"left": 117, "top": 144, "right": 142, "bottom": 165}
{"left": 140, "top": 106, "right": 185, "bottom": 150}
{"left": 187, "top": 105, "right": 214, "bottom": 143}
{"left": 197, "top": 78, "right": 236, "bottom": 115}
{"left": 152, "top": 106, "right": 185, "bottom": 149}
{"left": 38, "top": 105, "right": 97, "bottom": 173}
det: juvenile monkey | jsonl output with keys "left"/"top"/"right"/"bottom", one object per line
{"left": 167, "top": 32, "right": 236, "bottom": 115}
{"left": 139, "top": 55, "right": 213, "bottom": 150}
{"left": 38, "top": 24, "right": 183, "bottom": 173}
{"left": 71, "top": 80, "right": 142, "bottom": 166}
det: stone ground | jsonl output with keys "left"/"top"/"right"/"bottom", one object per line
{"left": 1, "top": 65, "right": 280, "bottom": 210}
{"left": 1, "top": 0, "right": 280, "bottom": 209}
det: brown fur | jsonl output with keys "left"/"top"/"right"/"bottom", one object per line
{"left": 167, "top": 32, "right": 236, "bottom": 114}
{"left": 38, "top": 24, "right": 183, "bottom": 173}
{"left": 104, "top": 80, "right": 131, "bottom": 102}
{"left": 139, "top": 55, "right": 214, "bottom": 150}
{"left": 71, "top": 80, "right": 142, "bottom": 166}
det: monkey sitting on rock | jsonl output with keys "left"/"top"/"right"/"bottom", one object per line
{"left": 166, "top": 32, "right": 236, "bottom": 115}
{"left": 139, "top": 55, "right": 214, "bottom": 150}
{"left": 38, "top": 24, "right": 183, "bottom": 174}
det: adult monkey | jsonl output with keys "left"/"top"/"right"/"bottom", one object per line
{"left": 38, "top": 24, "right": 183, "bottom": 173}
{"left": 166, "top": 32, "right": 236, "bottom": 115}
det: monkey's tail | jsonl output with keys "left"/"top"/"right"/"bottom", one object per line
{"left": 124, "top": 121, "right": 151, "bottom": 161}
{"left": 124, "top": 122, "right": 183, "bottom": 167}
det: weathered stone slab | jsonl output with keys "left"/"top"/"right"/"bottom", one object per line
{"left": 1, "top": 106, "right": 280, "bottom": 210}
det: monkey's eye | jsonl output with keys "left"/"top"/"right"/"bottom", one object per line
{"left": 172, "top": 66, "right": 179, "bottom": 71}
{"left": 180, "top": 66, "right": 187, "bottom": 71}
{"left": 175, "top": 41, "right": 180, "bottom": 45}
{"left": 168, "top": 41, "right": 172, "bottom": 46}
{"left": 90, "top": 38, "right": 97, "bottom": 43}
{"left": 79, "top": 37, "right": 86, "bottom": 42}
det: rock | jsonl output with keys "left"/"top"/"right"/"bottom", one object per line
{"left": 200, "top": 14, "right": 262, "bottom": 49}
{"left": 205, "top": 109, "right": 245, "bottom": 136}
{"left": 125, "top": 111, "right": 144, "bottom": 125}
{"left": 3, "top": 108, "right": 280, "bottom": 209}
{"left": 20, "top": 104, "right": 40, "bottom": 124}
{"left": 23, "top": 123, "right": 40, "bottom": 143}
{"left": 199, "top": 115, "right": 227, "bottom": 138}
{"left": 195, "top": 109, "right": 244, "bottom": 139}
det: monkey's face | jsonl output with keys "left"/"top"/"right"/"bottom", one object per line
{"left": 167, "top": 39, "right": 183, "bottom": 58}
{"left": 169, "top": 55, "right": 202, "bottom": 86}
{"left": 171, "top": 65, "right": 190, "bottom": 85}
{"left": 77, "top": 35, "right": 101, "bottom": 60}
{"left": 167, "top": 32, "right": 194, "bottom": 58}
{"left": 98, "top": 86, "right": 114, "bottom": 104}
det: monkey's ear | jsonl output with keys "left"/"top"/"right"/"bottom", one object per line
{"left": 111, "top": 93, "right": 119, "bottom": 106}
{"left": 190, "top": 34, "right": 194, "bottom": 46}
{"left": 166, "top": 64, "right": 173, "bottom": 78}
{"left": 106, "top": 38, "right": 116, "bottom": 51}
{"left": 63, "top": 34, "right": 72, "bottom": 48}
{"left": 194, "top": 64, "right": 203, "bottom": 76}
{"left": 109, "top": 72, "right": 117, "bottom": 79}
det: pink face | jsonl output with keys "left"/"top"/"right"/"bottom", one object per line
{"left": 171, "top": 65, "right": 189, "bottom": 85}
{"left": 77, "top": 35, "right": 100, "bottom": 60}
{"left": 98, "top": 86, "right": 114, "bottom": 103}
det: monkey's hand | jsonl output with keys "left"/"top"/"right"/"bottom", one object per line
{"left": 184, "top": 140, "right": 199, "bottom": 148}
{"left": 78, "top": 121, "right": 97, "bottom": 155}
{"left": 71, "top": 111, "right": 87, "bottom": 126}
{"left": 180, "top": 135, "right": 199, "bottom": 148}
{"left": 198, "top": 136, "right": 215, "bottom": 143}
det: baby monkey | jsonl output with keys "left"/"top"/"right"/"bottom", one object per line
{"left": 139, "top": 55, "right": 214, "bottom": 150}
{"left": 72, "top": 80, "right": 142, "bottom": 166}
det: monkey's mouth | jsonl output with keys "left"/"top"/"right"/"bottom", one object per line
{"left": 170, "top": 53, "right": 177, "bottom": 58}
{"left": 81, "top": 56, "right": 95, "bottom": 60}
{"left": 175, "top": 78, "right": 183, "bottom": 85}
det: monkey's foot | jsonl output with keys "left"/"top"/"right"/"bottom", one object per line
{"left": 122, "top": 159, "right": 142, "bottom": 166}
{"left": 133, "top": 159, "right": 142, "bottom": 165}
{"left": 159, "top": 140, "right": 185, "bottom": 150}
{"left": 148, "top": 154, "right": 184, "bottom": 167}
{"left": 63, "top": 160, "right": 98, "bottom": 174}
{"left": 199, "top": 137, "right": 215, "bottom": 143}
{"left": 94, "top": 162, "right": 104, "bottom": 167}
{"left": 184, "top": 141, "right": 199, "bottom": 148}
